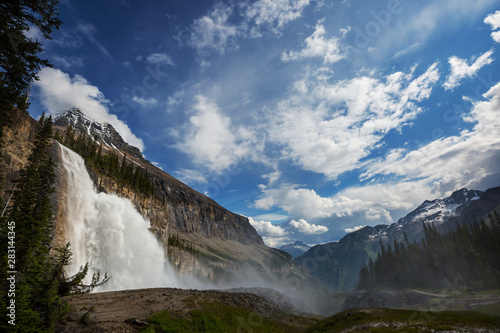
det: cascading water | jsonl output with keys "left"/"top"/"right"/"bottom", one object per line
{"left": 59, "top": 143, "right": 178, "bottom": 291}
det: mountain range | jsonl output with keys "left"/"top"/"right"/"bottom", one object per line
{"left": 295, "top": 186, "right": 499, "bottom": 291}
{"left": 279, "top": 241, "right": 312, "bottom": 258}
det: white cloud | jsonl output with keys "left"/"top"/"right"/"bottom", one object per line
{"left": 35, "top": 67, "right": 145, "bottom": 151}
{"left": 252, "top": 213, "right": 288, "bottom": 222}
{"left": 373, "top": 0, "right": 497, "bottom": 56}
{"left": 145, "top": 53, "right": 175, "bottom": 66}
{"left": 255, "top": 184, "right": 367, "bottom": 220}
{"left": 188, "top": 0, "right": 311, "bottom": 55}
{"left": 365, "top": 208, "right": 393, "bottom": 223}
{"left": 175, "top": 96, "right": 261, "bottom": 173}
{"left": 132, "top": 96, "right": 158, "bottom": 106}
{"left": 24, "top": 25, "right": 44, "bottom": 41}
{"left": 281, "top": 22, "right": 345, "bottom": 64}
{"left": 151, "top": 161, "right": 164, "bottom": 171}
{"left": 248, "top": 217, "right": 287, "bottom": 237}
{"left": 443, "top": 50, "right": 494, "bottom": 90}
{"left": 289, "top": 219, "right": 328, "bottom": 234}
{"left": 244, "top": 0, "right": 311, "bottom": 36}
{"left": 344, "top": 226, "right": 365, "bottom": 233}
{"left": 51, "top": 55, "right": 84, "bottom": 69}
{"left": 485, "top": 11, "right": 500, "bottom": 43}
{"left": 267, "top": 63, "right": 439, "bottom": 180}
{"left": 484, "top": 10, "right": 500, "bottom": 30}
{"left": 392, "top": 43, "right": 420, "bottom": 59}
{"left": 174, "top": 169, "right": 208, "bottom": 185}
{"left": 262, "top": 236, "right": 290, "bottom": 248}
{"left": 362, "top": 81, "right": 500, "bottom": 195}
{"left": 492, "top": 31, "right": 500, "bottom": 43}
{"left": 189, "top": 4, "right": 240, "bottom": 55}
{"left": 254, "top": 180, "right": 432, "bottom": 222}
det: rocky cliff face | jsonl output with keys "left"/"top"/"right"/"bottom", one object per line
{"left": 5, "top": 108, "right": 301, "bottom": 285}
{"left": 2, "top": 109, "right": 38, "bottom": 188}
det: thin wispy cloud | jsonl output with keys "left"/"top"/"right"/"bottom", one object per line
{"left": 145, "top": 52, "right": 176, "bottom": 66}
{"left": 76, "top": 22, "right": 114, "bottom": 62}
{"left": 189, "top": 3, "right": 240, "bottom": 55}
{"left": 244, "top": 0, "right": 311, "bottom": 37}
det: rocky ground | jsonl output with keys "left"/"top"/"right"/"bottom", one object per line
{"left": 55, "top": 287, "right": 500, "bottom": 332}
{"left": 55, "top": 287, "right": 319, "bottom": 332}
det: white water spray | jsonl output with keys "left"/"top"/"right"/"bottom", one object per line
{"left": 59, "top": 143, "right": 178, "bottom": 291}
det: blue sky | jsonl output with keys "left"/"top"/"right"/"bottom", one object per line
{"left": 27, "top": 0, "right": 500, "bottom": 247}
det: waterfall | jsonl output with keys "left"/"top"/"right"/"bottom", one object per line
{"left": 59, "top": 143, "right": 178, "bottom": 291}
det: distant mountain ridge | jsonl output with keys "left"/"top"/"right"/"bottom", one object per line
{"left": 295, "top": 187, "right": 497, "bottom": 291}
{"left": 279, "top": 241, "right": 311, "bottom": 258}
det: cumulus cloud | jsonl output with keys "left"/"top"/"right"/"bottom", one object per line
{"left": 255, "top": 183, "right": 367, "bottom": 219}
{"left": 443, "top": 50, "right": 494, "bottom": 90}
{"left": 248, "top": 217, "right": 290, "bottom": 247}
{"left": 485, "top": 10, "right": 500, "bottom": 29}
{"left": 254, "top": 180, "right": 432, "bottom": 222}
{"left": 175, "top": 96, "right": 261, "bottom": 173}
{"left": 261, "top": 236, "right": 290, "bottom": 248}
{"left": 492, "top": 31, "right": 500, "bottom": 43}
{"left": 189, "top": 4, "right": 240, "bottom": 55}
{"left": 248, "top": 217, "right": 287, "bottom": 237}
{"left": 282, "top": 22, "right": 345, "bottom": 64}
{"left": 267, "top": 63, "right": 439, "bottom": 180}
{"left": 362, "top": 81, "right": 500, "bottom": 195}
{"left": 289, "top": 219, "right": 328, "bottom": 235}
{"left": 365, "top": 208, "right": 393, "bottom": 223}
{"left": 344, "top": 226, "right": 365, "bottom": 233}
{"left": 35, "top": 67, "right": 145, "bottom": 151}
{"left": 485, "top": 11, "right": 500, "bottom": 43}
{"left": 145, "top": 52, "right": 175, "bottom": 66}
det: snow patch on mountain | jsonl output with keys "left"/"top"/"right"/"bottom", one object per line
{"left": 54, "top": 108, "right": 146, "bottom": 162}
{"left": 396, "top": 188, "right": 484, "bottom": 226}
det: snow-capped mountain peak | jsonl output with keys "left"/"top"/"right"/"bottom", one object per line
{"left": 279, "top": 241, "right": 312, "bottom": 258}
{"left": 54, "top": 108, "right": 145, "bottom": 162}
{"left": 397, "top": 188, "right": 484, "bottom": 226}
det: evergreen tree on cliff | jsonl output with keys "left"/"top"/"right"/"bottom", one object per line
{"left": 0, "top": 0, "right": 61, "bottom": 117}
{"left": 0, "top": 115, "right": 59, "bottom": 330}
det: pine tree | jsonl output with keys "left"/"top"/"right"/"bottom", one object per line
{"left": 1, "top": 0, "right": 61, "bottom": 115}
{"left": 2, "top": 114, "right": 58, "bottom": 330}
